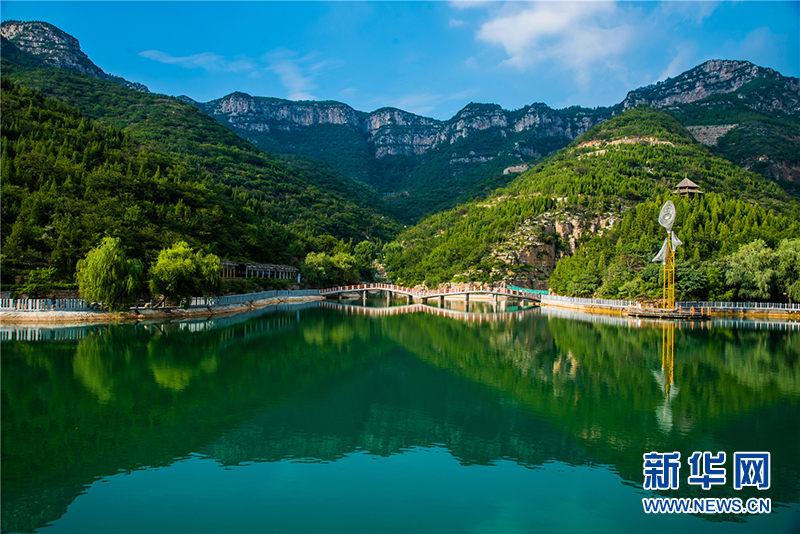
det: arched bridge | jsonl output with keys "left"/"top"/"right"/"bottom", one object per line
{"left": 319, "top": 283, "right": 541, "bottom": 305}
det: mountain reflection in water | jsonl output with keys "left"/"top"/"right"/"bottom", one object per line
{"left": 1, "top": 301, "right": 798, "bottom": 533}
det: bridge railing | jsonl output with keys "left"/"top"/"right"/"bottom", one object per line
{"left": 320, "top": 284, "right": 421, "bottom": 296}
{"left": 318, "top": 283, "right": 540, "bottom": 300}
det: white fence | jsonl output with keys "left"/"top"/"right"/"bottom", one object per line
{"left": 679, "top": 301, "right": 800, "bottom": 311}
{"left": 541, "top": 295, "right": 799, "bottom": 312}
{"left": 0, "top": 298, "right": 91, "bottom": 311}
{"left": 541, "top": 294, "right": 638, "bottom": 309}
{"left": 1, "top": 290, "right": 321, "bottom": 312}
{"left": 190, "top": 289, "right": 319, "bottom": 308}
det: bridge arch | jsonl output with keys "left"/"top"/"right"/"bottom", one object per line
{"left": 318, "top": 283, "right": 541, "bottom": 304}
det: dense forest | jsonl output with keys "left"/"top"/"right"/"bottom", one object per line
{"left": 1, "top": 60, "right": 401, "bottom": 239}
{"left": 383, "top": 107, "right": 800, "bottom": 301}
{"left": 0, "top": 79, "right": 392, "bottom": 290}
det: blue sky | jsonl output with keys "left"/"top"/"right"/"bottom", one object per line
{"left": 2, "top": 1, "right": 798, "bottom": 119}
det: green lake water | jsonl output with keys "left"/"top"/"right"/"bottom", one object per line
{"left": 1, "top": 300, "right": 798, "bottom": 533}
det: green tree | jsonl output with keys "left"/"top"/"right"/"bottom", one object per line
{"left": 75, "top": 237, "right": 145, "bottom": 310}
{"left": 302, "top": 252, "right": 334, "bottom": 287}
{"left": 725, "top": 239, "right": 777, "bottom": 300}
{"left": 776, "top": 238, "right": 800, "bottom": 302}
{"left": 354, "top": 241, "right": 377, "bottom": 281}
{"left": 15, "top": 266, "right": 55, "bottom": 298}
{"left": 149, "top": 242, "right": 221, "bottom": 308}
{"left": 301, "top": 251, "right": 360, "bottom": 287}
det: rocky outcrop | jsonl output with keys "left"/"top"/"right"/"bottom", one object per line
{"left": 200, "top": 92, "right": 360, "bottom": 129}
{"left": 194, "top": 93, "right": 605, "bottom": 161}
{"left": 686, "top": 125, "right": 738, "bottom": 146}
{"left": 490, "top": 210, "right": 618, "bottom": 289}
{"left": 622, "top": 59, "right": 797, "bottom": 112}
{"left": 361, "top": 107, "right": 445, "bottom": 157}
{"left": 0, "top": 20, "right": 149, "bottom": 92}
{"left": 181, "top": 59, "right": 799, "bottom": 204}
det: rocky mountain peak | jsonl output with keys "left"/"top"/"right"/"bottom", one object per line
{"left": 622, "top": 59, "right": 792, "bottom": 109}
{"left": 2, "top": 20, "right": 103, "bottom": 77}
{"left": 0, "top": 20, "right": 149, "bottom": 92}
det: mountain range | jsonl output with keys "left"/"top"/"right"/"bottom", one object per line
{"left": 184, "top": 59, "right": 800, "bottom": 217}
{"left": 4, "top": 20, "right": 799, "bottom": 221}
{"left": 2, "top": 19, "right": 799, "bottom": 297}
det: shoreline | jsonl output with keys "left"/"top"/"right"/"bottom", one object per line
{"left": 539, "top": 299, "right": 800, "bottom": 320}
{"left": 3, "top": 293, "right": 798, "bottom": 325}
{"left": 0, "top": 295, "right": 324, "bottom": 325}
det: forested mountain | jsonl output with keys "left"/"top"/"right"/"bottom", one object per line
{"left": 3, "top": 20, "right": 798, "bottom": 225}
{"left": 187, "top": 93, "right": 608, "bottom": 220}
{"left": 2, "top": 19, "right": 799, "bottom": 298}
{"left": 382, "top": 107, "right": 800, "bottom": 301}
{"left": 190, "top": 60, "right": 800, "bottom": 221}
{"left": 662, "top": 76, "right": 800, "bottom": 195}
{"left": 0, "top": 73, "right": 401, "bottom": 286}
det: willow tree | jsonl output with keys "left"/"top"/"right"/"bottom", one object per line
{"left": 149, "top": 241, "right": 221, "bottom": 308}
{"left": 76, "top": 237, "right": 145, "bottom": 310}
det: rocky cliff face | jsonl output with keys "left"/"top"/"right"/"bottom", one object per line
{"left": 622, "top": 59, "right": 797, "bottom": 112}
{"left": 0, "top": 20, "right": 149, "bottom": 92}
{"left": 184, "top": 59, "right": 800, "bottom": 171}
{"left": 491, "top": 211, "right": 617, "bottom": 290}
{"left": 196, "top": 93, "right": 605, "bottom": 161}
{"left": 199, "top": 92, "right": 360, "bottom": 130}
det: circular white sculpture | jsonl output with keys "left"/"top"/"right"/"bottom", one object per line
{"left": 658, "top": 201, "right": 676, "bottom": 232}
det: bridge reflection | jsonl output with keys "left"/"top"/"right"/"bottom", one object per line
{"left": 319, "top": 301, "right": 538, "bottom": 323}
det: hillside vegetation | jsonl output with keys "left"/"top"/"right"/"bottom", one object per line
{"left": 0, "top": 79, "right": 397, "bottom": 287}
{"left": 384, "top": 107, "right": 800, "bottom": 301}
{"left": 1, "top": 61, "right": 401, "bottom": 242}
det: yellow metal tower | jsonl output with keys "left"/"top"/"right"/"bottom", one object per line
{"left": 662, "top": 238, "right": 675, "bottom": 309}
{"left": 653, "top": 200, "right": 680, "bottom": 310}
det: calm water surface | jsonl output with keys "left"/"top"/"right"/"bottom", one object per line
{"left": 1, "top": 300, "right": 798, "bottom": 533}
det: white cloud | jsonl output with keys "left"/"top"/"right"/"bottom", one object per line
{"left": 655, "top": 1, "right": 721, "bottom": 25}
{"left": 267, "top": 59, "right": 317, "bottom": 101}
{"left": 658, "top": 42, "right": 698, "bottom": 81}
{"left": 141, "top": 46, "right": 341, "bottom": 102}
{"left": 262, "top": 50, "right": 342, "bottom": 101}
{"left": 474, "top": 2, "right": 634, "bottom": 84}
{"left": 139, "top": 50, "right": 230, "bottom": 71}
{"left": 734, "top": 26, "right": 784, "bottom": 62}
{"left": 449, "top": 18, "right": 466, "bottom": 28}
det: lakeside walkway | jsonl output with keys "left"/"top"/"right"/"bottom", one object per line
{"left": 3, "top": 285, "right": 798, "bottom": 325}
{"left": 0, "top": 290, "right": 322, "bottom": 324}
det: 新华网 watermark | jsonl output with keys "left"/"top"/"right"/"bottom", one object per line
{"left": 642, "top": 451, "right": 771, "bottom": 514}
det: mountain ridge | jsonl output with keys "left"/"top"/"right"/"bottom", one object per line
{"left": 184, "top": 58, "right": 800, "bottom": 219}
{"left": 0, "top": 20, "right": 149, "bottom": 93}
{"left": 4, "top": 19, "right": 798, "bottom": 220}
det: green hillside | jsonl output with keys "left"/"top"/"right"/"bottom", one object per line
{"left": 383, "top": 107, "right": 800, "bottom": 301}
{"left": 0, "top": 76, "right": 399, "bottom": 287}
{"left": 664, "top": 78, "right": 800, "bottom": 195}
{"left": 1, "top": 60, "right": 401, "bottom": 239}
